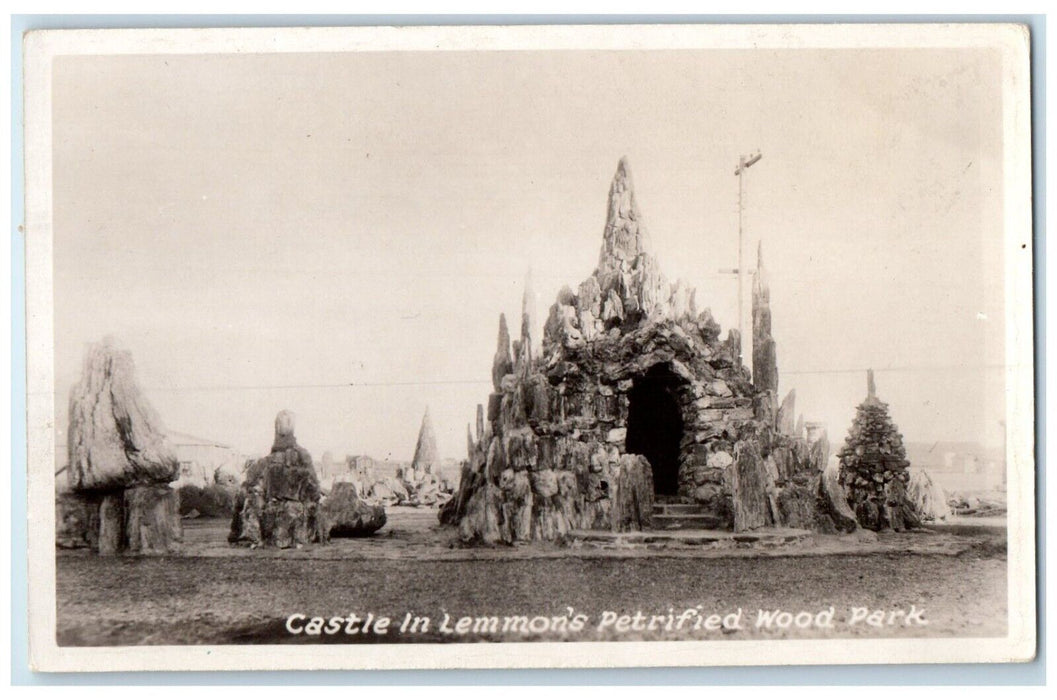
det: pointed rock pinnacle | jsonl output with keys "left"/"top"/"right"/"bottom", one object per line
{"left": 777, "top": 389, "right": 797, "bottom": 435}
{"left": 522, "top": 267, "right": 539, "bottom": 354}
{"left": 410, "top": 407, "right": 439, "bottom": 474}
{"left": 518, "top": 311, "right": 533, "bottom": 372}
{"left": 599, "top": 157, "right": 650, "bottom": 266}
{"left": 491, "top": 313, "right": 513, "bottom": 391}
{"left": 753, "top": 240, "right": 769, "bottom": 301}
{"left": 866, "top": 369, "right": 879, "bottom": 405}
{"left": 522, "top": 268, "right": 537, "bottom": 326}
{"left": 752, "top": 240, "right": 778, "bottom": 395}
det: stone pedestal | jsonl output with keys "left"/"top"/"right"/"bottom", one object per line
{"left": 124, "top": 484, "right": 182, "bottom": 554}
{"left": 55, "top": 492, "right": 100, "bottom": 550}
{"left": 97, "top": 492, "right": 126, "bottom": 556}
{"left": 60, "top": 485, "right": 181, "bottom": 556}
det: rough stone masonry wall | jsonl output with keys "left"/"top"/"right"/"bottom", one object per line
{"left": 441, "top": 158, "right": 852, "bottom": 543}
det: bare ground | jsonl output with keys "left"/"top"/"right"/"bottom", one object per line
{"left": 55, "top": 510, "right": 1007, "bottom": 646}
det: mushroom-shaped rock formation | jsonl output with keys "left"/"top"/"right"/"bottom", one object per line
{"left": 60, "top": 339, "right": 182, "bottom": 555}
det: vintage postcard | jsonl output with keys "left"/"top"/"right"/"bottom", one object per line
{"left": 23, "top": 23, "right": 1034, "bottom": 672}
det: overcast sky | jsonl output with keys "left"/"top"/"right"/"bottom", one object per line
{"left": 51, "top": 47, "right": 1006, "bottom": 462}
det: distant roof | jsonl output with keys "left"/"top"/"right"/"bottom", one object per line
{"left": 55, "top": 431, "right": 234, "bottom": 451}
{"left": 168, "top": 430, "right": 235, "bottom": 450}
{"left": 905, "top": 441, "right": 1004, "bottom": 463}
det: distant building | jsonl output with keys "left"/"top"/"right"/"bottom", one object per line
{"left": 804, "top": 421, "right": 827, "bottom": 445}
{"left": 314, "top": 454, "right": 412, "bottom": 482}
{"left": 56, "top": 430, "right": 245, "bottom": 489}
{"left": 904, "top": 441, "right": 1005, "bottom": 493}
{"left": 170, "top": 431, "right": 246, "bottom": 488}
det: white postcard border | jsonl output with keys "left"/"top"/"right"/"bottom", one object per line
{"left": 23, "top": 22, "right": 1036, "bottom": 672}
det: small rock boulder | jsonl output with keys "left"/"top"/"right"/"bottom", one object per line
{"left": 907, "top": 469, "right": 950, "bottom": 521}
{"left": 55, "top": 491, "right": 99, "bottom": 550}
{"left": 323, "top": 482, "right": 387, "bottom": 537}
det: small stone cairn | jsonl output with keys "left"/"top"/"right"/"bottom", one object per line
{"left": 228, "top": 410, "right": 327, "bottom": 548}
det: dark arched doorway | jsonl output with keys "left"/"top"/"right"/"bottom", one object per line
{"left": 625, "top": 363, "right": 684, "bottom": 496}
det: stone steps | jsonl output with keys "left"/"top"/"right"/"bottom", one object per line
{"left": 651, "top": 501, "right": 725, "bottom": 529}
{"left": 651, "top": 512, "right": 727, "bottom": 530}
{"left": 567, "top": 528, "right": 812, "bottom": 551}
{"left": 653, "top": 502, "right": 709, "bottom": 515}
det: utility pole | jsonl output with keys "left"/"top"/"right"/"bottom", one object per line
{"left": 719, "top": 150, "right": 762, "bottom": 366}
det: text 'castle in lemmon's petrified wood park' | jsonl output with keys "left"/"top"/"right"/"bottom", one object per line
{"left": 440, "top": 157, "right": 860, "bottom": 543}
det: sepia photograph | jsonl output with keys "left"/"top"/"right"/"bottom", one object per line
{"left": 22, "top": 23, "right": 1035, "bottom": 672}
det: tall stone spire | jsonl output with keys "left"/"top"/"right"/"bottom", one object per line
{"left": 517, "top": 308, "right": 533, "bottom": 373}
{"left": 599, "top": 157, "right": 651, "bottom": 267}
{"left": 522, "top": 267, "right": 539, "bottom": 357}
{"left": 410, "top": 407, "right": 439, "bottom": 475}
{"left": 753, "top": 240, "right": 767, "bottom": 301}
{"left": 491, "top": 313, "right": 513, "bottom": 390}
{"left": 865, "top": 369, "right": 881, "bottom": 406}
{"left": 752, "top": 240, "right": 778, "bottom": 394}
{"left": 777, "top": 388, "right": 797, "bottom": 435}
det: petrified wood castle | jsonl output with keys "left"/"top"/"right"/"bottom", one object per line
{"left": 442, "top": 158, "right": 851, "bottom": 543}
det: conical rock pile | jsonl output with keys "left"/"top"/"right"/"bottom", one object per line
{"left": 837, "top": 370, "right": 921, "bottom": 531}
{"left": 400, "top": 408, "right": 446, "bottom": 506}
